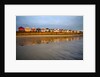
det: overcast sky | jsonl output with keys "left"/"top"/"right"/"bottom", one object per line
{"left": 16, "top": 16, "right": 83, "bottom": 31}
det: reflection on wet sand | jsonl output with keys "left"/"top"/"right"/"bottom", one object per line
{"left": 16, "top": 36, "right": 83, "bottom": 46}
{"left": 16, "top": 36, "right": 83, "bottom": 60}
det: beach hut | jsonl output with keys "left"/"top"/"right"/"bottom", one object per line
{"left": 41, "top": 28, "right": 45, "bottom": 32}
{"left": 54, "top": 29, "right": 59, "bottom": 32}
{"left": 61, "top": 29, "right": 64, "bottom": 32}
{"left": 18, "top": 26, "right": 25, "bottom": 32}
{"left": 25, "top": 27, "right": 31, "bottom": 32}
{"left": 31, "top": 27, "right": 36, "bottom": 32}
{"left": 71, "top": 30, "right": 74, "bottom": 33}
{"left": 80, "top": 31, "right": 83, "bottom": 34}
{"left": 77, "top": 30, "right": 80, "bottom": 33}
{"left": 64, "top": 29, "right": 68, "bottom": 32}
{"left": 61, "top": 29, "right": 63, "bottom": 32}
{"left": 59, "top": 29, "right": 63, "bottom": 32}
{"left": 45, "top": 28, "right": 49, "bottom": 32}
{"left": 74, "top": 30, "right": 77, "bottom": 33}
{"left": 57, "top": 29, "right": 60, "bottom": 32}
{"left": 36, "top": 28, "right": 41, "bottom": 32}
{"left": 70, "top": 30, "right": 73, "bottom": 33}
{"left": 62, "top": 29, "right": 66, "bottom": 32}
{"left": 50, "top": 29, "right": 54, "bottom": 32}
{"left": 69, "top": 30, "right": 72, "bottom": 32}
{"left": 66, "top": 30, "right": 69, "bottom": 33}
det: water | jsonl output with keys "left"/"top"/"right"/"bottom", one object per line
{"left": 16, "top": 36, "right": 83, "bottom": 60}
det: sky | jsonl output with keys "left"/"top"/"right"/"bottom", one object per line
{"left": 16, "top": 16, "right": 83, "bottom": 31}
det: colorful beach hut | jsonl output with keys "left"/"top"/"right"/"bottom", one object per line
{"left": 18, "top": 26, "right": 25, "bottom": 32}
{"left": 25, "top": 27, "right": 31, "bottom": 32}
{"left": 31, "top": 27, "right": 36, "bottom": 32}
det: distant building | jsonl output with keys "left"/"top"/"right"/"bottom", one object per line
{"left": 25, "top": 27, "right": 31, "bottom": 32}
{"left": 18, "top": 26, "right": 25, "bottom": 32}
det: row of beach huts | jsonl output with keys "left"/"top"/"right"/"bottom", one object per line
{"left": 17, "top": 26, "right": 82, "bottom": 33}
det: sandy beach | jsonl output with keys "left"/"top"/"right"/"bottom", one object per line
{"left": 16, "top": 34, "right": 83, "bottom": 37}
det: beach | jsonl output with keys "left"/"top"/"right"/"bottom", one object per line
{"left": 16, "top": 34, "right": 83, "bottom": 37}
{"left": 16, "top": 35, "right": 83, "bottom": 60}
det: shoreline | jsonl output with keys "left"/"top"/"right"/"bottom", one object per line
{"left": 16, "top": 35, "right": 83, "bottom": 37}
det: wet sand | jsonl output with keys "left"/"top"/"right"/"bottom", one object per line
{"left": 16, "top": 35, "right": 83, "bottom": 37}
{"left": 16, "top": 36, "right": 83, "bottom": 60}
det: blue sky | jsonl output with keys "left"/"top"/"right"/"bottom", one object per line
{"left": 16, "top": 16, "right": 83, "bottom": 31}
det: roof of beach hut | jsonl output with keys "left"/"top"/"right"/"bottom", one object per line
{"left": 25, "top": 27, "right": 30, "bottom": 29}
{"left": 25, "top": 27, "right": 31, "bottom": 30}
{"left": 31, "top": 27, "right": 36, "bottom": 29}
{"left": 18, "top": 26, "right": 24, "bottom": 29}
{"left": 37, "top": 28, "right": 40, "bottom": 29}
